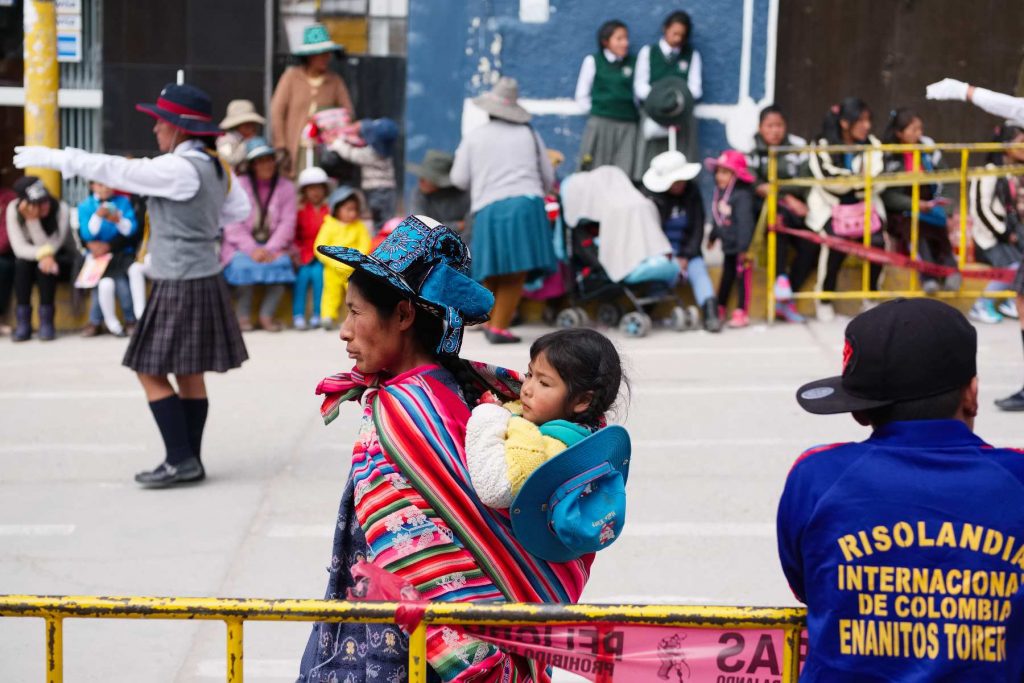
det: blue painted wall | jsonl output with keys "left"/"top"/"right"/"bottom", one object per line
{"left": 406, "top": 0, "right": 774, "bottom": 200}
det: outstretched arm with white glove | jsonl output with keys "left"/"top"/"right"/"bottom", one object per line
{"left": 926, "top": 78, "right": 1024, "bottom": 127}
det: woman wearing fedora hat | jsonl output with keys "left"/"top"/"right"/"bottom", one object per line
{"left": 222, "top": 137, "right": 297, "bottom": 332}
{"left": 298, "top": 216, "right": 593, "bottom": 681}
{"left": 451, "top": 77, "right": 557, "bottom": 344}
{"left": 14, "top": 82, "right": 252, "bottom": 488}
{"left": 271, "top": 23, "right": 354, "bottom": 178}
{"left": 216, "top": 99, "right": 267, "bottom": 169}
{"left": 409, "top": 149, "right": 471, "bottom": 243}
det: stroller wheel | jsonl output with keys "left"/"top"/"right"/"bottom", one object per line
{"left": 686, "top": 305, "right": 701, "bottom": 330}
{"left": 596, "top": 302, "right": 622, "bottom": 327}
{"left": 619, "top": 311, "right": 652, "bottom": 338}
{"left": 669, "top": 306, "right": 689, "bottom": 332}
{"left": 556, "top": 307, "right": 585, "bottom": 328}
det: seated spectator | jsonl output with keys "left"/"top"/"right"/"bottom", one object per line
{"left": 705, "top": 151, "right": 755, "bottom": 329}
{"left": 313, "top": 186, "right": 371, "bottom": 330}
{"left": 806, "top": 98, "right": 886, "bottom": 321}
{"left": 881, "top": 108, "right": 959, "bottom": 295}
{"left": 574, "top": 19, "right": 639, "bottom": 177}
{"left": 292, "top": 166, "right": 331, "bottom": 330}
{"left": 221, "top": 137, "right": 297, "bottom": 332}
{"left": 408, "top": 149, "right": 471, "bottom": 243}
{"left": 5, "top": 176, "right": 71, "bottom": 342}
{"left": 77, "top": 180, "right": 141, "bottom": 337}
{"left": 0, "top": 185, "right": 16, "bottom": 335}
{"left": 641, "top": 150, "right": 721, "bottom": 331}
{"left": 779, "top": 298, "right": 1024, "bottom": 682}
{"left": 746, "top": 105, "right": 814, "bottom": 323}
{"left": 327, "top": 118, "right": 398, "bottom": 232}
{"left": 217, "top": 99, "right": 267, "bottom": 169}
{"left": 968, "top": 124, "right": 1024, "bottom": 326}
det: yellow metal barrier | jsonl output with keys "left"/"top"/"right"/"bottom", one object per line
{"left": 0, "top": 594, "right": 807, "bottom": 682}
{"left": 766, "top": 142, "right": 1024, "bottom": 321}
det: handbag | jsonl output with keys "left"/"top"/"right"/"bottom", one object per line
{"left": 831, "top": 201, "right": 881, "bottom": 238}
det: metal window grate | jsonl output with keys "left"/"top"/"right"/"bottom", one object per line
{"left": 58, "top": 0, "right": 102, "bottom": 203}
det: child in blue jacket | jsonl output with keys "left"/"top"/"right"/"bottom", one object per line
{"left": 77, "top": 181, "right": 140, "bottom": 337}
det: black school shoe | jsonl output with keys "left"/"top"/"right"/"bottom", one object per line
{"left": 134, "top": 457, "right": 206, "bottom": 488}
{"left": 995, "top": 389, "right": 1024, "bottom": 412}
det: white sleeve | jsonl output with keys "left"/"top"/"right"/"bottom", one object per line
{"left": 86, "top": 214, "right": 103, "bottom": 238}
{"left": 574, "top": 55, "right": 596, "bottom": 114}
{"left": 688, "top": 50, "right": 703, "bottom": 101}
{"left": 115, "top": 215, "right": 133, "bottom": 237}
{"left": 970, "top": 87, "right": 1024, "bottom": 127}
{"left": 633, "top": 45, "right": 652, "bottom": 102}
{"left": 219, "top": 171, "right": 252, "bottom": 225}
{"left": 59, "top": 149, "right": 200, "bottom": 201}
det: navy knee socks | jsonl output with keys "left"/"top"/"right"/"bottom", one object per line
{"left": 181, "top": 398, "right": 209, "bottom": 463}
{"left": 148, "top": 395, "right": 193, "bottom": 466}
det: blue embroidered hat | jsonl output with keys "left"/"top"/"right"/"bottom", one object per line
{"left": 317, "top": 215, "right": 494, "bottom": 355}
{"left": 511, "top": 425, "right": 631, "bottom": 562}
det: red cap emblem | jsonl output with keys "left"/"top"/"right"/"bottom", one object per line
{"left": 842, "top": 339, "right": 853, "bottom": 373}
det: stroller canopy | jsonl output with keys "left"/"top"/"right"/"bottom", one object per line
{"left": 560, "top": 166, "right": 673, "bottom": 283}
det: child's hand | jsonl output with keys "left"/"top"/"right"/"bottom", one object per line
{"left": 676, "top": 257, "right": 689, "bottom": 277}
{"left": 95, "top": 205, "right": 110, "bottom": 219}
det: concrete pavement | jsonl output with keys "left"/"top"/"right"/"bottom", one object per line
{"left": 2, "top": 317, "right": 1023, "bottom": 681}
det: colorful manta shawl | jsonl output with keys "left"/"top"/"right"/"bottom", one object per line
{"left": 316, "top": 362, "right": 593, "bottom": 682}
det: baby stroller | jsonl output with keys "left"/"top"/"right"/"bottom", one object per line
{"left": 555, "top": 165, "right": 700, "bottom": 337}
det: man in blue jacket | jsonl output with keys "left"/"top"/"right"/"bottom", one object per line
{"left": 778, "top": 298, "right": 1024, "bottom": 681}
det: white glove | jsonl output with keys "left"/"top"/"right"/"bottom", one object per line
{"left": 926, "top": 78, "right": 969, "bottom": 102}
{"left": 13, "top": 146, "right": 67, "bottom": 171}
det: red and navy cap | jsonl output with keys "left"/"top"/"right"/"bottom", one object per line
{"left": 136, "top": 84, "right": 222, "bottom": 137}
{"left": 796, "top": 298, "right": 977, "bottom": 415}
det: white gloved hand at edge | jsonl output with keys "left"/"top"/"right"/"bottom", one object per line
{"left": 13, "top": 146, "right": 67, "bottom": 171}
{"left": 925, "top": 78, "right": 969, "bottom": 102}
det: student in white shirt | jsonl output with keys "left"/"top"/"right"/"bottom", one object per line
{"left": 14, "top": 82, "right": 252, "bottom": 489}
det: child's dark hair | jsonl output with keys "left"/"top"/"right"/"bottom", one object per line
{"left": 530, "top": 329, "right": 626, "bottom": 428}
{"left": 819, "top": 96, "right": 871, "bottom": 145}
{"left": 882, "top": 107, "right": 920, "bottom": 144}
{"left": 988, "top": 124, "right": 1024, "bottom": 165}
{"left": 596, "top": 19, "right": 627, "bottom": 51}
{"left": 759, "top": 104, "right": 785, "bottom": 124}
{"left": 332, "top": 193, "right": 360, "bottom": 218}
{"left": 663, "top": 10, "right": 692, "bottom": 40}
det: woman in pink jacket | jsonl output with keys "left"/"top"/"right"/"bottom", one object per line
{"left": 222, "top": 137, "right": 297, "bottom": 331}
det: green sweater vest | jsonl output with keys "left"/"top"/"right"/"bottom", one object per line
{"left": 648, "top": 42, "right": 693, "bottom": 84}
{"left": 590, "top": 52, "right": 639, "bottom": 122}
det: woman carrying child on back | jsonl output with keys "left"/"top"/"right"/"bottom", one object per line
{"left": 705, "top": 150, "right": 755, "bottom": 329}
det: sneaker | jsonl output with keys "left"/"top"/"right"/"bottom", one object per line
{"left": 943, "top": 273, "right": 963, "bottom": 292}
{"left": 774, "top": 275, "right": 794, "bottom": 301}
{"left": 922, "top": 278, "right": 941, "bottom": 295}
{"left": 969, "top": 300, "right": 1002, "bottom": 325}
{"left": 727, "top": 309, "right": 749, "bottom": 328}
{"left": 322, "top": 318, "right": 336, "bottom": 331}
{"left": 81, "top": 323, "right": 104, "bottom": 338}
{"left": 995, "top": 389, "right": 1024, "bottom": 412}
{"left": 293, "top": 315, "right": 308, "bottom": 331}
{"left": 998, "top": 300, "right": 1019, "bottom": 320}
{"left": 775, "top": 301, "right": 806, "bottom": 323}
{"left": 259, "top": 316, "right": 283, "bottom": 333}
{"left": 237, "top": 317, "right": 254, "bottom": 332}
{"left": 309, "top": 316, "right": 321, "bottom": 328}
{"left": 816, "top": 302, "right": 836, "bottom": 322}
{"left": 484, "top": 325, "right": 521, "bottom": 344}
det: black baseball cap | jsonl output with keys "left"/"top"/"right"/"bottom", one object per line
{"left": 796, "top": 298, "right": 977, "bottom": 415}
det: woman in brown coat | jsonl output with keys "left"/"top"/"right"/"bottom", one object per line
{"left": 270, "top": 23, "right": 354, "bottom": 177}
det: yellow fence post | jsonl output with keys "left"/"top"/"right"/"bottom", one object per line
{"left": 958, "top": 148, "right": 969, "bottom": 276}
{"left": 226, "top": 618, "right": 244, "bottom": 683}
{"left": 766, "top": 150, "right": 779, "bottom": 322}
{"left": 22, "top": 0, "right": 61, "bottom": 198}
{"left": 45, "top": 615, "right": 63, "bottom": 683}
{"left": 862, "top": 149, "right": 873, "bottom": 295}
{"left": 781, "top": 626, "right": 801, "bottom": 682}
{"left": 910, "top": 149, "right": 921, "bottom": 291}
{"left": 407, "top": 621, "right": 428, "bottom": 683}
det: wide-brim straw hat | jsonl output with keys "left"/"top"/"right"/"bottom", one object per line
{"left": 407, "top": 150, "right": 455, "bottom": 189}
{"left": 237, "top": 136, "right": 288, "bottom": 172}
{"left": 220, "top": 99, "right": 266, "bottom": 130}
{"left": 642, "top": 150, "right": 701, "bottom": 193}
{"left": 473, "top": 77, "right": 532, "bottom": 124}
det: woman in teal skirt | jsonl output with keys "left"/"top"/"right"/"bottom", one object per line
{"left": 451, "top": 77, "right": 557, "bottom": 344}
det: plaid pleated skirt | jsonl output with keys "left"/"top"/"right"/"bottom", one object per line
{"left": 122, "top": 274, "right": 248, "bottom": 375}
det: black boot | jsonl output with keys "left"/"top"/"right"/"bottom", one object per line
{"left": 38, "top": 304, "right": 55, "bottom": 341}
{"left": 12, "top": 305, "right": 31, "bottom": 342}
{"left": 135, "top": 395, "right": 205, "bottom": 488}
{"left": 995, "top": 389, "right": 1024, "bottom": 412}
{"left": 702, "top": 298, "right": 723, "bottom": 333}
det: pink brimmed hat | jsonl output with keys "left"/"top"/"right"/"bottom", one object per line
{"left": 704, "top": 150, "right": 754, "bottom": 184}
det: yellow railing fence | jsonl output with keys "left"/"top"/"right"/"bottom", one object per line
{"left": 0, "top": 594, "right": 807, "bottom": 682}
{"left": 765, "top": 141, "right": 1024, "bottom": 320}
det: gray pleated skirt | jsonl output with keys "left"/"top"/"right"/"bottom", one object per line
{"left": 579, "top": 115, "right": 639, "bottom": 179}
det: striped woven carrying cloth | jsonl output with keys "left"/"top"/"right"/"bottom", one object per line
{"left": 317, "top": 362, "right": 593, "bottom": 682}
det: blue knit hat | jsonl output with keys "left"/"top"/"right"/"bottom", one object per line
{"left": 360, "top": 118, "right": 399, "bottom": 158}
